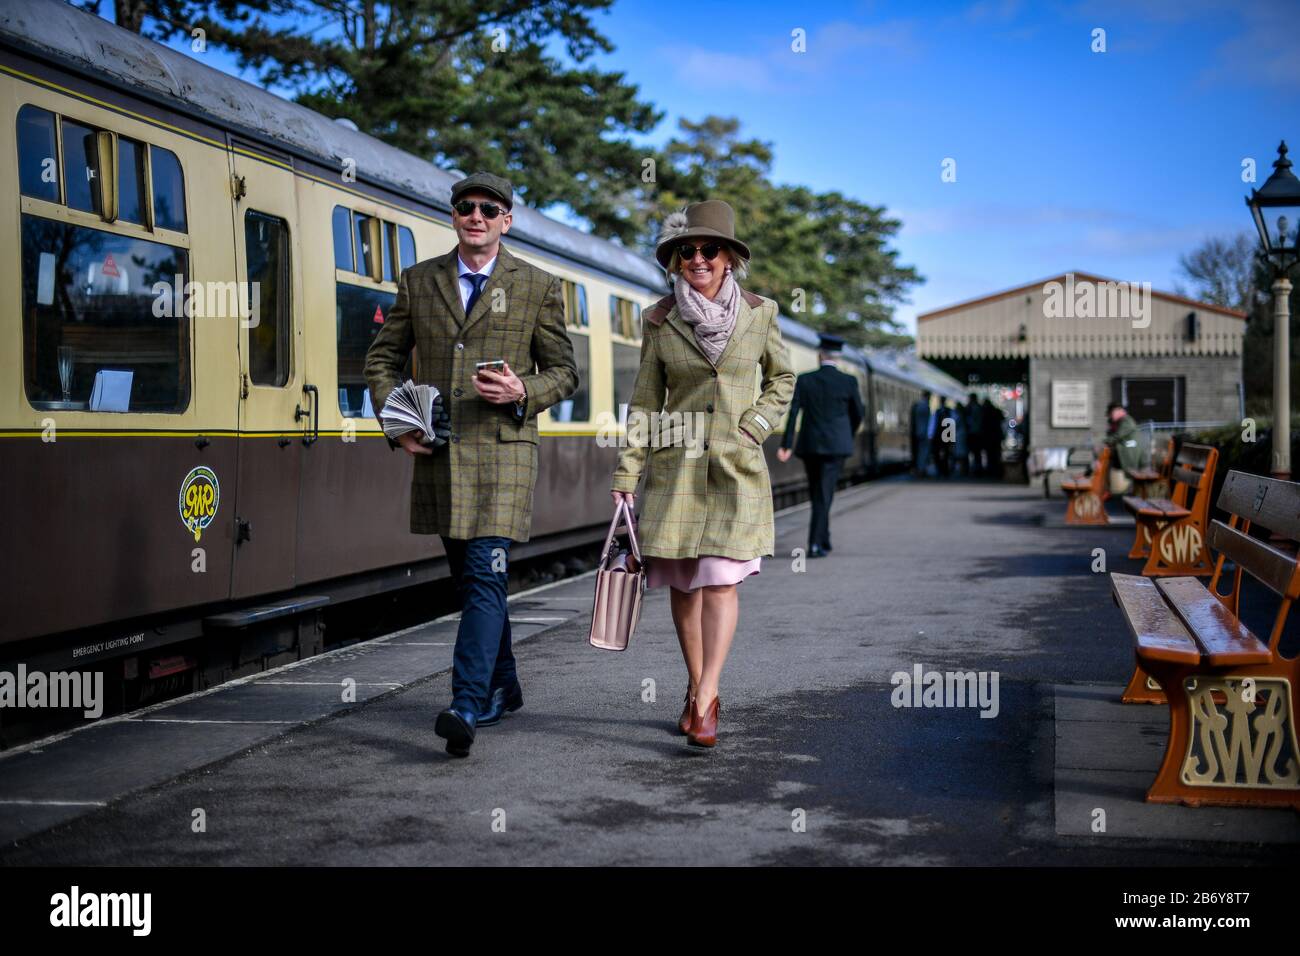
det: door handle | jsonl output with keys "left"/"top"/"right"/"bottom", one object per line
{"left": 296, "top": 384, "right": 319, "bottom": 445}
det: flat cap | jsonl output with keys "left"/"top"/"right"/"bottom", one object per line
{"left": 450, "top": 171, "right": 513, "bottom": 210}
{"left": 817, "top": 332, "right": 846, "bottom": 352}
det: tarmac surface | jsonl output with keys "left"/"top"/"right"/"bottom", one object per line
{"left": 2, "top": 475, "right": 1298, "bottom": 865}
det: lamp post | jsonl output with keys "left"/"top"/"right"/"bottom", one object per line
{"left": 1246, "top": 141, "right": 1300, "bottom": 480}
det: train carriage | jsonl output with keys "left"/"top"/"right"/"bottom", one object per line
{"left": 0, "top": 0, "right": 960, "bottom": 707}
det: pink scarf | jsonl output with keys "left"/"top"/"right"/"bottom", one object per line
{"left": 674, "top": 271, "right": 740, "bottom": 365}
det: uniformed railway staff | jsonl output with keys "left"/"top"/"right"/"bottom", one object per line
{"left": 776, "top": 333, "right": 864, "bottom": 557}
{"left": 610, "top": 200, "right": 794, "bottom": 749}
{"left": 364, "top": 171, "right": 578, "bottom": 758}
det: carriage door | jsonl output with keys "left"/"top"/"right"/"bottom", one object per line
{"left": 228, "top": 142, "right": 304, "bottom": 599}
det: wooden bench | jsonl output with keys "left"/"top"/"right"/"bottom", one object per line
{"left": 1061, "top": 446, "right": 1111, "bottom": 525}
{"left": 1120, "top": 442, "right": 1218, "bottom": 579}
{"left": 1110, "top": 470, "right": 1300, "bottom": 808}
{"left": 1128, "top": 437, "right": 1174, "bottom": 500}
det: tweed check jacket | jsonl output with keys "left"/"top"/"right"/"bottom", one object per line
{"left": 364, "top": 244, "right": 578, "bottom": 541}
{"left": 611, "top": 287, "right": 795, "bottom": 560}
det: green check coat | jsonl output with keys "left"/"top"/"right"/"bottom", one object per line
{"left": 611, "top": 288, "right": 795, "bottom": 560}
{"left": 364, "top": 244, "right": 578, "bottom": 541}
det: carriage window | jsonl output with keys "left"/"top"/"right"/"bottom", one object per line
{"left": 609, "top": 295, "right": 641, "bottom": 340}
{"left": 561, "top": 280, "right": 588, "bottom": 327}
{"left": 244, "top": 211, "right": 292, "bottom": 387}
{"left": 21, "top": 214, "right": 190, "bottom": 412}
{"left": 336, "top": 283, "right": 411, "bottom": 417}
{"left": 353, "top": 212, "right": 375, "bottom": 277}
{"left": 398, "top": 225, "right": 416, "bottom": 272}
{"left": 150, "top": 146, "right": 186, "bottom": 232}
{"left": 381, "top": 222, "right": 395, "bottom": 282}
{"left": 116, "top": 136, "right": 147, "bottom": 225}
{"left": 17, "top": 105, "right": 59, "bottom": 202}
{"left": 61, "top": 120, "right": 100, "bottom": 215}
{"left": 613, "top": 342, "right": 639, "bottom": 424}
{"left": 551, "top": 331, "right": 590, "bottom": 423}
{"left": 332, "top": 206, "right": 353, "bottom": 271}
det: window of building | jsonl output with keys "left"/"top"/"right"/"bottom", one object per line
{"left": 21, "top": 214, "right": 190, "bottom": 412}
{"left": 245, "top": 211, "right": 292, "bottom": 387}
{"left": 17, "top": 105, "right": 59, "bottom": 203}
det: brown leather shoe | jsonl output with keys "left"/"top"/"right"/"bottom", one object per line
{"left": 687, "top": 695, "right": 719, "bottom": 748}
{"left": 677, "top": 689, "right": 695, "bottom": 735}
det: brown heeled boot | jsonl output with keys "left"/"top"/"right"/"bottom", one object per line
{"left": 687, "top": 695, "right": 720, "bottom": 748}
{"left": 677, "top": 688, "right": 696, "bottom": 735}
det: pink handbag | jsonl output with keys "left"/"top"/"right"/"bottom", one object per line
{"left": 588, "top": 499, "right": 645, "bottom": 651}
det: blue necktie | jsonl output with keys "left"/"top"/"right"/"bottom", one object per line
{"left": 464, "top": 273, "right": 487, "bottom": 316}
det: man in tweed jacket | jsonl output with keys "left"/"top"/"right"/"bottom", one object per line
{"left": 364, "top": 172, "right": 577, "bottom": 758}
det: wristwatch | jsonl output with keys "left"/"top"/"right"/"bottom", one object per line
{"left": 513, "top": 383, "right": 527, "bottom": 417}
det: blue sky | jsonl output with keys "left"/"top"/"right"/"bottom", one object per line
{"left": 117, "top": 0, "right": 1295, "bottom": 335}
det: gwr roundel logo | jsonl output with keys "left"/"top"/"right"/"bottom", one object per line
{"left": 179, "top": 466, "right": 220, "bottom": 541}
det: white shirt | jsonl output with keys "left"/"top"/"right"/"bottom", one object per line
{"left": 457, "top": 253, "right": 497, "bottom": 311}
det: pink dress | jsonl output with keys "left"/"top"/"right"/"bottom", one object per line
{"left": 646, "top": 555, "right": 761, "bottom": 591}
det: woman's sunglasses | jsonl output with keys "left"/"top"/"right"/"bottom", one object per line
{"left": 454, "top": 200, "right": 504, "bottom": 220}
{"left": 677, "top": 242, "right": 722, "bottom": 262}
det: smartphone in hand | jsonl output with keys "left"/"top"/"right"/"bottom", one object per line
{"left": 475, "top": 359, "right": 506, "bottom": 376}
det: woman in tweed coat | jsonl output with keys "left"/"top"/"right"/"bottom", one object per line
{"left": 611, "top": 200, "right": 794, "bottom": 748}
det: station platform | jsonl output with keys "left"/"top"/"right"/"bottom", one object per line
{"left": 2, "top": 476, "right": 1297, "bottom": 865}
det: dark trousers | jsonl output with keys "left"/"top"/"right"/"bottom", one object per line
{"left": 803, "top": 454, "right": 842, "bottom": 550}
{"left": 440, "top": 535, "right": 517, "bottom": 712}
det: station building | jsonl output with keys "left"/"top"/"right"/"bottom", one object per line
{"left": 914, "top": 271, "right": 1247, "bottom": 453}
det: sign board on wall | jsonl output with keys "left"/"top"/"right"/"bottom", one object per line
{"left": 1051, "top": 380, "right": 1091, "bottom": 428}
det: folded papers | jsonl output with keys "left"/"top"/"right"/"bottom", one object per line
{"left": 379, "top": 380, "right": 447, "bottom": 447}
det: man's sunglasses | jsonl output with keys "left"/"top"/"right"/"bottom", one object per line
{"left": 678, "top": 242, "right": 722, "bottom": 262}
{"left": 453, "top": 200, "right": 504, "bottom": 220}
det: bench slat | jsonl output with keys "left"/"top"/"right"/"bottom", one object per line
{"left": 1176, "top": 443, "right": 1213, "bottom": 469}
{"left": 1155, "top": 576, "right": 1270, "bottom": 665}
{"left": 1170, "top": 465, "right": 1205, "bottom": 487}
{"left": 1110, "top": 573, "right": 1200, "bottom": 664}
{"left": 1206, "top": 519, "right": 1300, "bottom": 598}
{"left": 1216, "top": 471, "right": 1300, "bottom": 542}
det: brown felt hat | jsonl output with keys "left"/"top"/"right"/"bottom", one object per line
{"left": 654, "top": 200, "right": 751, "bottom": 269}
{"left": 450, "top": 171, "right": 514, "bottom": 210}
